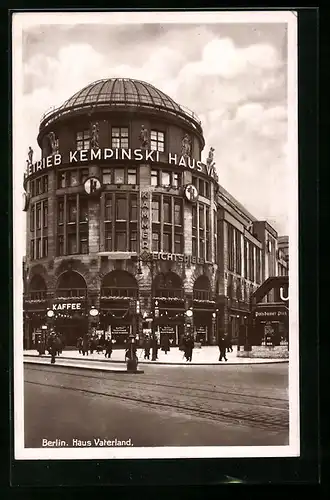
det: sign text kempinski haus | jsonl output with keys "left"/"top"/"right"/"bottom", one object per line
{"left": 24, "top": 148, "right": 218, "bottom": 180}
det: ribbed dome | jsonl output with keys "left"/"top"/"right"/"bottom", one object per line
{"left": 39, "top": 77, "right": 202, "bottom": 131}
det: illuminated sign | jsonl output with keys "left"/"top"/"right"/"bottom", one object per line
{"left": 24, "top": 148, "right": 218, "bottom": 181}
{"left": 151, "top": 252, "right": 208, "bottom": 265}
{"left": 184, "top": 184, "right": 198, "bottom": 202}
{"left": 52, "top": 303, "right": 82, "bottom": 310}
{"left": 83, "top": 176, "right": 101, "bottom": 195}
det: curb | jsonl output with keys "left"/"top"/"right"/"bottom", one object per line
{"left": 23, "top": 354, "right": 288, "bottom": 366}
{"left": 24, "top": 359, "right": 145, "bottom": 374}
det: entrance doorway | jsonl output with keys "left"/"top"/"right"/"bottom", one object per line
{"left": 54, "top": 318, "right": 88, "bottom": 347}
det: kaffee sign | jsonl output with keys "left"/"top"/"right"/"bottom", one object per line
{"left": 24, "top": 148, "right": 218, "bottom": 181}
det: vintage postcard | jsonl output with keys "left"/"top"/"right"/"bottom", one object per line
{"left": 12, "top": 10, "right": 299, "bottom": 460}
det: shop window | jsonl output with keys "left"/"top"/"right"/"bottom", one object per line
{"left": 163, "top": 233, "right": 172, "bottom": 253}
{"left": 57, "top": 236, "right": 64, "bottom": 256}
{"left": 150, "top": 130, "right": 164, "bottom": 152}
{"left": 130, "top": 232, "right": 137, "bottom": 252}
{"left": 105, "top": 196, "right": 112, "bottom": 221}
{"left": 161, "top": 171, "right": 171, "bottom": 187}
{"left": 130, "top": 195, "right": 138, "bottom": 221}
{"left": 152, "top": 199, "right": 160, "bottom": 223}
{"left": 152, "top": 232, "right": 160, "bottom": 252}
{"left": 116, "top": 197, "right": 126, "bottom": 220}
{"left": 67, "top": 233, "right": 77, "bottom": 254}
{"left": 114, "top": 168, "right": 125, "bottom": 184}
{"left": 174, "top": 202, "right": 182, "bottom": 226}
{"left": 30, "top": 206, "right": 35, "bottom": 231}
{"left": 43, "top": 201, "right": 48, "bottom": 228}
{"left": 163, "top": 198, "right": 171, "bottom": 224}
{"left": 105, "top": 231, "right": 112, "bottom": 251}
{"left": 127, "top": 168, "right": 137, "bottom": 185}
{"left": 102, "top": 168, "right": 112, "bottom": 185}
{"left": 115, "top": 232, "right": 126, "bottom": 251}
{"left": 111, "top": 127, "right": 128, "bottom": 149}
{"left": 80, "top": 233, "right": 88, "bottom": 254}
{"left": 151, "top": 170, "right": 159, "bottom": 186}
{"left": 76, "top": 130, "right": 90, "bottom": 150}
{"left": 174, "top": 234, "right": 182, "bottom": 254}
{"left": 42, "top": 237, "right": 48, "bottom": 258}
{"left": 80, "top": 169, "right": 89, "bottom": 184}
{"left": 67, "top": 199, "right": 77, "bottom": 223}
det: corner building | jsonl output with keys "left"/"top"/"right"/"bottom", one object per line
{"left": 23, "top": 77, "right": 287, "bottom": 349}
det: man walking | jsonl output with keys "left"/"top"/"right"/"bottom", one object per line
{"left": 218, "top": 335, "right": 228, "bottom": 362}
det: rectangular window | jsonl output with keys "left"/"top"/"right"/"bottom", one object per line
{"left": 115, "top": 232, "right": 126, "bottom": 251}
{"left": 30, "top": 206, "right": 35, "bottom": 231}
{"left": 174, "top": 234, "right": 182, "bottom": 254}
{"left": 151, "top": 170, "right": 158, "bottom": 186}
{"left": 256, "top": 249, "right": 261, "bottom": 283}
{"left": 43, "top": 175, "right": 48, "bottom": 193}
{"left": 102, "top": 168, "right": 112, "bottom": 185}
{"left": 199, "top": 179, "right": 205, "bottom": 197}
{"left": 43, "top": 201, "right": 48, "bottom": 228}
{"left": 58, "top": 200, "right": 64, "bottom": 224}
{"left": 192, "top": 205, "right": 197, "bottom": 228}
{"left": 249, "top": 244, "right": 254, "bottom": 281}
{"left": 199, "top": 205, "right": 204, "bottom": 230}
{"left": 152, "top": 232, "right": 160, "bottom": 252}
{"left": 130, "top": 232, "right": 137, "bottom": 252}
{"left": 36, "top": 203, "right": 41, "bottom": 229}
{"left": 58, "top": 172, "right": 66, "bottom": 188}
{"left": 58, "top": 236, "right": 64, "bottom": 256}
{"left": 192, "top": 176, "right": 198, "bottom": 188}
{"left": 192, "top": 237, "right": 197, "bottom": 256}
{"left": 127, "top": 168, "right": 137, "bottom": 185}
{"left": 163, "top": 233, "right": 172, "bottom": 253}
{"left": 105, "top": 195, "right": 112, "bottom": 221}
{"left": 228, "top": 225, "right": 234, "bottom": 272}
{"left": 130, "top": 195, "right": 138, "bottom": 221}
{"left": 42, "top": 237, "right": 48, "bottom": 258}
{"left": 161, "top": 171, "right": 171, "bottom": 186}
{"left": 79, "top": 199, "right": 88, "bottom": 223}
{"left": 163, "top": 198, "right": 171, "bottom": 224}
{"left": 67, "top": 233, "right": 77, "bottom": 254}
{"left": 173, "top": 172, "right": 181, "bottom": 188}
{"left": 76, "top": 130, "right": 90, "bottom": 150}
{"left": 67, "top": 199, "right": 77, "bottom": 223}
{"left": 206, "top": 207, "right": 210, "bottom": 230}
{"left": 199, "top": 238, "right": 205, "bottom": 258}
{"left": 150, "top": 130, "right": 165, "bottom": 152}
{"left": 31, "top": 181, "right": 35, "bottom": 197}
{"left": 68, "top": 170, "right": 79, "bottom": 187}
{"left": 174, "top": 202, "right": 182, "bottom": 226}
{"left": 205, "top": 182, "right": 210, "bottom": 199}
{"left": 244, "top": 240, "right": 248, "bottom": 278}
{"left": 111, "top": 127, "right": 129, "bottom": 149}
{"left": 80, "top": 169, "right": 89, "bottom": 184}
{"left": 152, "top": 199, "right": 160, "bottom": 223}
{"left": 114, "top": 168, "right": 124, "bottom": 184}
{"left": 30, "top": 240, "right": 35, "bottom": 260}
{"left": 116, "top": 197, "right": 126, "bottom": 220}
{"left": 36, "top": 178, "right": 42, "bottom": 195}
{"left": 36, "top": 238, "right": 41, "bottom": 259}
{"left": 236, "top": 230, "right": 242, "bottom": 275}
{"left": 105, "top": 231, "right": 112, "bottom": 251}
{"left": 80, "top": 233, "right": 88, "bottom": 254}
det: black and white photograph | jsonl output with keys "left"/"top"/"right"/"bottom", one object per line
{"left": 12, "top": 10, "right": 299, "bottom": 460}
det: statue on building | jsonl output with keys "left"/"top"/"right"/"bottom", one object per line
{"left": 47, "top": 132, "right": 58, "bottom": 155}
{"left": 28, "top": 146, "right": 33, "bottom": 165}
{"left": 181, "top": 134, "right": 191, "bottom": 156}
{"left": 139, "top": 124, "right": 149, "bottom": 149}
{"left": 90, "top": 122, "right": 99, "bottom": 149}
{"left": 206, "top": 147, "right": 215, "bottom": 168}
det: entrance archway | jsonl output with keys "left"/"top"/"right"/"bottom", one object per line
{"left": 153, "top": 272, "right": 184, "bottom": 345}
{"left": 55, "top": 270, "right": 87, "bottom": 298}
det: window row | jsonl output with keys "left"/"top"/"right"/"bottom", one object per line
{"left": 28, "top": 175, "right": 48, "bottom": 197}
{"left": 76, "top": 127, "right": 165, "bottom": 152}
{"left": 58, "top": 196, "right": 89, "bottom": 225}
{"left": 192, "top": 176, "right": 210, "bottom": 199}
{"left": 30, "top": 200, "right": 48, "bottom": 231}
{"left": 30, "top": 237, "right": 48, "bottom": 260}
{"left": 151, "top": 232, "right": 183, "bottom": 254}
{"left": 151, "top": 195, "right": 183, "bottom": 226}
{"left": 227, "top": 224, "right": 261, "bottom": 283}
{"left": 57, "top": 233, "right": 88, "bottom": 256}
{"left": 151, "top": 169, "right": 181, "bottom": 188}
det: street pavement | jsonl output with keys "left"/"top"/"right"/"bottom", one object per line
{"left": 24, "top": 361, "right": 289, "bottom": 448}
{"left": 24, "top": 345, "right": 287, "bottom": 365}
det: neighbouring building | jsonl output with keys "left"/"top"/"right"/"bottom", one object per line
{"left": 22, "top": 77, "right": 289, "bottom": 349}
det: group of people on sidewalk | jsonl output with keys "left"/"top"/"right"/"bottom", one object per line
{"left": 37, "top": 331, "right": 64, "bottom": 364}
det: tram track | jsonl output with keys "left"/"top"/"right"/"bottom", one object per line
{"left": 25, "top": 365, "right": 289, "bottom": 432}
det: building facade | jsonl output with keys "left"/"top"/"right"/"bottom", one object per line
{"left": 22, "top": 77, "right": 288, "bottom": 349}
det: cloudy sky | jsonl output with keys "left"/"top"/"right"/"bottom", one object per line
{"left": 14, "top": 11, "right": 297, "bottom": 236}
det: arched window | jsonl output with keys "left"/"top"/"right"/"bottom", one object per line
{"left": 193, "top": 275, "right": 211, "bottom": 301}
{"left": 154, "top": 272, "right": 183, "bottom": 298}
{"left": 29, "top": 274, "right": 47, "bottom": 300}
{"left": 101, "top": 271, "right": 138, "bottom": 298}
{"left": 56, "top": 271, "right": 87, "bottom": 298}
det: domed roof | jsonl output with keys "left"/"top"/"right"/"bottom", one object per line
{"left": 40, "top": 78, "right": 202, "bottom": 131}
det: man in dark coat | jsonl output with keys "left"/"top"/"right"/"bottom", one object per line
{"left": 143, "top": 335, "right": 151, "bottom": 360}
{"left": 161, "top": 333, "right": 170, "bottom": 354}
{"left": 48, "top": 334, "right": 56, "bottom": 364}
{"left": 225, "top": 334, "right": 233, "bottom": 353}
{"left": 82, "top": 335, "right": 89, "bottom": 356}
{"left": 77, "top": 337, "right": 83, "bottom": 354}
{"left": 184, "top": 334, "right": 194, "bottom": 362}
{"left": 218, "top": 336, "right": 228, "bottom": 362}
{"left": 151, "top": 334, "right": 158, "bottom": 361}
{"left": 105, "top": 338, "right": 113, "bottom": 358}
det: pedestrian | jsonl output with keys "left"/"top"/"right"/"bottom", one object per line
{"left": 183, "top": 334, "right": 194, "bottom": 362}
{"left": 161, "top": 333, "right": 170, "bottom": 355}
{"left": 90, "top": 336, "right": 96, "bottom": 354}
{"left": 77, "top": 337, "right": 83, "bottom": 354}
{"left": 151, "top": 333, "right": 158, "bottom": 361}
{"left": 226, "top": 334, "right": 233, "bottom": 353}
{"left": 218, "top": 335, "right": 228, "bottom": 362}
{"left": 143, "top": 335, "right": 151, "bottom": 360}
{"left": 55, "top": 335, "right": 62, "bottom": 356}
{"left": 105, "top": 338, "right": 113, "bottom": 358}
{"left": 48, "top": 334, "right": 56, "bottom": 364}
{"left": 82, "top": 335, "right": 89, "bottom": 356}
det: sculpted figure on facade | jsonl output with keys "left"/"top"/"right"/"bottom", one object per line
{"left": 206, "top": 147, "right": 215, "bottom": 168}
{"left": 28, "top": 146, "right": 33, "bottom": 165}
{"left": 139, "top": 124, "right": 149, "bottom": 149}
{"left": 181, "top": 133, "right": 191, "bottom": 156}
{"left": 90, "top": 122, "right": 100, "bottom": 149}
{"left": 47, "top": 132, "right": 58, "bottom": 155}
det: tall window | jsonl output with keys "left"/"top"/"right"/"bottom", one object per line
{"left": 79, "top": 199, "right": 88, "bottom": 223}
{"left": 244, "top": 240, "right": 248, "bottom": 278}
{"left": 152, "top": 232, "right": 160, "bottom": 252}
{"left": 111, "top": 127, "right": 128, "bottom": 149}
{"left": 114, "top": 168, "right": 125, "bottom": 184}
{"left": 173, "top": 172, "right": 181, "bottom": 188}
{"left": 115, "top": 232, "right": 126, "bottom": 251}
{"left": 116, "top": 197, "right": 126, "bottom": 220}
{"left": 80, "top": 169, "right": 89, "bottom": 184}
{"left": 58, "top": 171, "right": 66, "bottom": 188}
{"left": 36, "top": 238, "right": 41, "bottom": 259}
{"left": 58, "top": 200, "right": 64, "bottom": 224}
{"left": 163, "top": 233, "right": 171, "bottom": 253}
{"left": 80, "top": 233, "right": 88, "bottom": 254}
{"left": 235, "top": 230, "right": 242, "bottom": 275}
{"left": 130, "top": 195, "right": 138, "bottom": 221}
{"left": 36, "top": 203, "right": 41, "bottom": 229}
{"left": 130, "top": 232, "right": 137, "bottom": 252}
{"left": 192, "top": 237, "right": 197, "bottom": 256}
{"left": 199, "top": 205, "right": 204, "bottom": 229}
{"left": 30, "top": 206, "right": 35, "bottom": 231}
{"left": 42, "top": 237, "right": 48, "bottom": 258}
{"left": 67, "top": 199, "right": 77, "bottom": 223}
{"left": 249, "top": 244, "right": 255, "bottom": 282}
{"left": 256, "top": 248, "right": 261, "bottom": 283}
{"left": 150, "top": 130, "right": 164, "bottom": 152}
{"left": 192, "top": 205, "right": 197, "bottom": 228}
{"left": 152, "top": 199, "right": 160, "bottom": 223}
{"left": 127, "top": 168, "right": 137, "bottom": 185}
{"left": 174, "top": 201, "right": 182, "bottom": 226}
{"left": 105, "top": 196, "right": 112, "bottom": 221}
{"left": 163, "top": 198, "right": 171, "bottom": 224}
{"left": 103, "top": 168, "right": 112, "bottom": 185}
{"left": 161, "top": 171, "right": 171, "bottom": 186}
{"left": 228, "top": 224, "right": 234, "bottom": 271}
{"left": 174, "top": 234, "right": 182, "bottom": 254}
{"left": 151, "top": 170, "right": 159, "bottom": 186}
{"left": 105, "top": 230, "right": 112, "bottom": 251}
{"left": 67, "top": 234, "right": 77, "bottom": 254}
{"left": 76, "top": 130, "right": 90, "bottom": 150}
{"left": 58, "top": 236, "right": 64, "bottom": 256}
{"left": 206, "top": 207, "right": 210, "bottom": 261}
{"left": 36, "top": 178, "right": 42, "bottom": 195}
{"left": 43, "top": 201, "right": 48, "bottom": 228}
{"left": 68, "top": 170, "right": 79, "bottom": 187}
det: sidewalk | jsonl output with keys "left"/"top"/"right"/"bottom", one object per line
{"left": 24, "top": 346, "right": 288, "bottom": 366}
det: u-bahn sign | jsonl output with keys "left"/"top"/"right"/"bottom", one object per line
{"left": 24, "top": 148, "right": 218, "bottom": 181}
